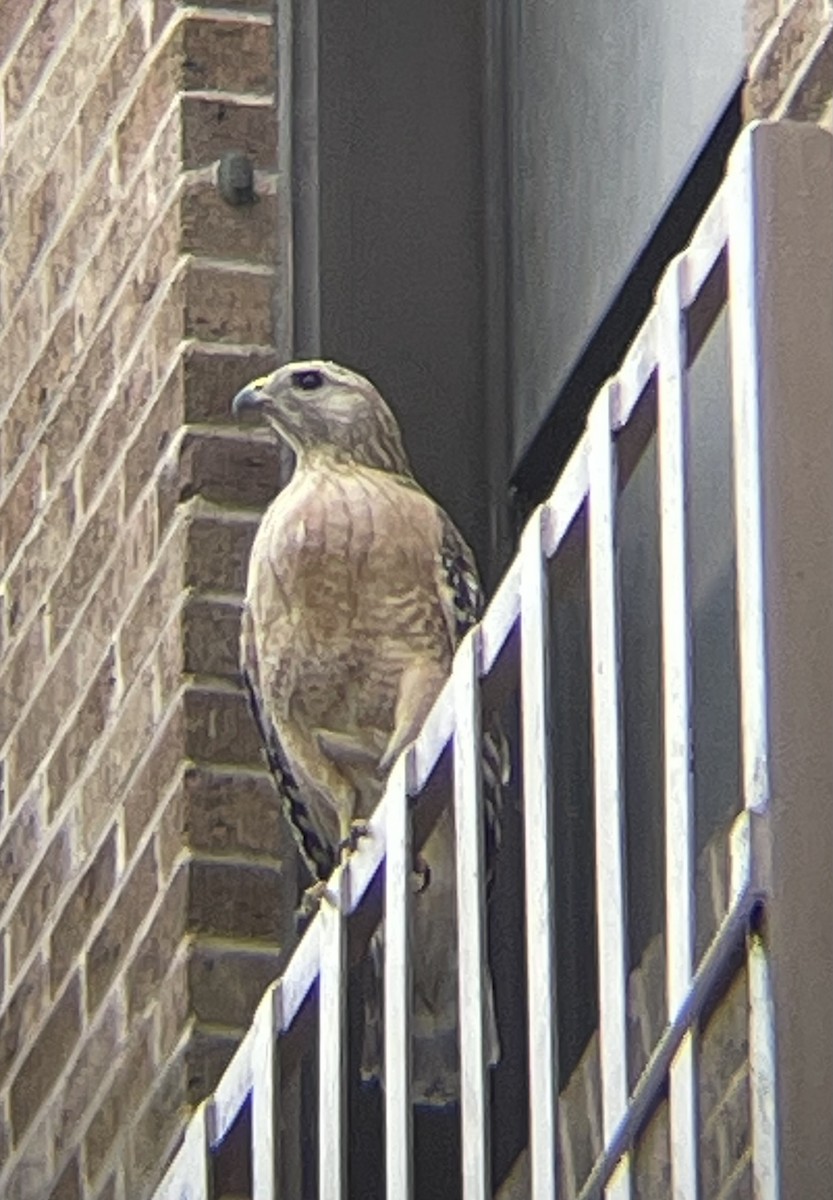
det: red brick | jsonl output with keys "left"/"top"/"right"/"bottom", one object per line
{"left": 44, "top": 153, "right": 119, "bottom": 324}
{"left": 149, "top": 272, "right": 186, "bottom": 384}
{"left": 86, "top": 840, "right": 158, "bottom": 1015}
{"left": 0, "top": 3, "right": 28, "bottom": 66}
{"left": 84, "top": 1018, "right": 155, "bottom": 1182}
{"left": 47, "top": 1155, "right": 82, "bottom": 1200}
{"left": 0, "top": 791, "right": 42, "bottom": 911}
{"left": 80, "top": 343, "right": 154, "bottom": 510}
{"left": 0, "top": 613, "right": 47, "bottom": 747}
{"left": 183, "top": 596, "right": 241, "bottom": 678}
{"left": 10, "top": 973, "right": 81, "bottom": 1140}
{"left": 1, "top": 375, "right": 52, "bottom": 482}
{"left": 184, "top": 686, "right": 263, "bottom": 766}
{"left": 185, "top": 512, "right": 259, "bottom": 593}
{"left": 0, "top": 309, "right": 75, "bottom": 479}
{"left": 183, "top": 344, "right": 278, "bottom": 424}
{"left": 126, "top": 865, "right": 188, "bottom": 1018}
{"left": 181, "top": 182, "right": 279, "bottom": 265}
{"left": 190, "top": 942, "right": 280, "bottom": 1027}
{"left": 3, "top": 0, "right": 75, "bottom": 124}
{"left": 178, "top": 431, "right": 284, "bottom": 509}
{"left": 79, "top": 666, "right": 157, "bottom": 853}
{"left": 185, "top": 262, "right": 274, "bottom": 345}
{"left": 126, "top": 1033, "right": 235, "bottom": 1193}
{"left": 119, "top": 527, "right": 185, "bottom": 687}
{"left": 47, "top": 649, "right": 117, "bottom": 813}
{"left": 183, "top": 766, "right": 288, "bottom": 863}
{"left": 9, "top": 822, "right": 73, "bottom": 975}
{"left": 181, "top": 95, "right": 278, "bottom": 170}
{"left": 188, "top": 858, "right": 285, "bottom": 941}
{"left": 116, "top": 30, "right": 184, "bottom": 186}
{"left": 155, "top": 616, "right": 186, "bottom": 716}
{"left": 0, "top": 451, "right": 42, "bottom": 568}
{"left": 0, "top": 955, "right": 48, "bottom": 1090}
{"left": 73, "top": 173, "right": 151, "bottom": 343}
{"left": 44, "top": 322, "right": 116, "bottom": 491}
{"left": 3, "top": 1111, "right": 52, "bottom": 1200}
{"left": 77, "top": 13, "right": 146, "bottom": 171}
{"left": 112, "top": 204, "right": 182, "bottom": 365}
{"left": 52, "top": 994, "right": 122, "bottom": 1158}
{"left": 47, "top": 475, "right": 121, "bottom": 646}
{"left": 182, "top": 16, "right": 274, "bottom": 95}
{"left": 3, "top": 153, "right": 76, "bottom": 310}
{"left": 123, "top": 702, "right": 184, "bottom": 860}
{"left": 4, "top": 479, "right": 75, "bottom": 642}
{"left": 124, "top": 370, "right": 184, "bottom": 514}
{"left": 49, "top": 828, "right": 118, "bottom": 994}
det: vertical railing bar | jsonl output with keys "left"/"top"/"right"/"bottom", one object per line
{"left": 252, "top": 984, "right": 282, "bottom": 1200}
{"left": 726, "top": 125, "right": 777, "bottom": 1200}
{"left": 520, "top": 507, "right": 560, "bottom": 1200}
{"left": 725, "top": 128, "right": 770, "bottom": 817}
{"left": 454, "top": 628, "right": 491, "bottom": 1200}
{"left": 587, "top": 382, "right": 631, "bottom": 1200}
{"left": 182, "top": 1099, "right": 216, "bottom": 1199}
{"left": 748, "top": 930, "right": 780, "bottom": 1194}
{"left": 385, "top": 751, "right": 414, "bottom": 1200}
{"left": 657, "top": 256, "right": 699, "bottom": 1200}
{"left": 319, "top": 869, "right": 347, "bottom": 1200}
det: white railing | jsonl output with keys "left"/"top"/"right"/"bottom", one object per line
{"left": 151, "top": 119, "right": 833, "bottom": 1200}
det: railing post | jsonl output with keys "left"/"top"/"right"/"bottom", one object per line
{"left": 728, "top": 119, "right": 833, "bottom": 1199}
{"left": 453, "top": 628, "right": 491, "bottom": 1200}
{"left": 587, "top": 381, "right": 631, "bottom": 1200}
{"left": 385, "top": 753, "right": 414, "bottom": 1200}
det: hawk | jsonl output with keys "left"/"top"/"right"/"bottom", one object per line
{"left": 233, "top": 359, "right": 505, "bottom": 1105}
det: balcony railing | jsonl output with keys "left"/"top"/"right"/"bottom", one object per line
{"left": 151, "top": 119, "right": 833, "bottom": 1200}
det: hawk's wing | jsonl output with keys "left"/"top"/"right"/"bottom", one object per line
{"left": 240, "top": 606, "right": 337, "bottom": 883}
{"left": 438, "top": 512, "right": 508, "bottom": 868}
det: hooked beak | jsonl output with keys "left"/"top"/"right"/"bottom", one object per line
{"left": 232, "top": 376, "right": 271, "bottom": 417}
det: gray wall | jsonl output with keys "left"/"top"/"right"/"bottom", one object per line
{"left": 508, "top": 0, "right": 744, "bottom": 465}
{"left": 316, "top": 0, "right": 495, "bottom": 581}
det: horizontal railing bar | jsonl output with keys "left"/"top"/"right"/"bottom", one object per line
{"left": 480, "top": 558, "right": 521, "bottom": 674}
{"left": 213, "top": 1022, "right": 256, "bottom": 1144}
{"left": 541, "top": 433, "right": 589, "bottom": 559}
{"left": 680, "top": 189, "right": 727, "bottom": 309}
{"left": 613, "top": 310, "right": 658, "bottom": 431}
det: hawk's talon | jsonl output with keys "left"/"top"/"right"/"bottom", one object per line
{"left": 412, "top": 853, "right": 431, "bottom": 893}
{"left": 297, "top": 879, "right": 331, "bottom": 920}
{"left": 337, "top": 820, "right": 370, "bottom": 858}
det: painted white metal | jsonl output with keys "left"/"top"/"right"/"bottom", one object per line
{"left": 587, "top": 383, "right": 631, "bottom": 1200}
{"left": 520, "top": 507, "right": 559, "bottom": 1200}
{"left": 319, "top": 870, "right": 347, "bottom": 1200}
{"left": 453, "top": 628, "right": 491, "bottom": 1200}
{"left": 384, "top": 752, "right": 414, "bottom": 1200}
{"left": 725, "top": 127, "right": 770, "bottom": 820}
{"left": 680, "top": 189, "right": 727, "bottom": 308}
{"left": 657, "top": 257, "right": 699, "bottom": 1200}
{"left": 728, "top": 120, "right": 833, "bottom": 1200}
{"left": 252, "top": 985, "right": 282, "bottom": 1200}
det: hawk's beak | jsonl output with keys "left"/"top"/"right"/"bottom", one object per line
{"left": 232, "top": 377, "right": 271, "bottom": 417}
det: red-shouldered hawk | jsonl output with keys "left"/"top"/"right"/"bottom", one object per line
{"left": 233, "top": 359, "right": 506, "bottom": 1105}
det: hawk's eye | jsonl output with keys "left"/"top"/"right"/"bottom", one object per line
{"left": 292, "top": 369, "right": 323, "bottom": 392}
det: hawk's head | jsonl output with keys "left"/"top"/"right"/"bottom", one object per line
{"left": 232, "top": 360, "right": 412, "bottom": 475}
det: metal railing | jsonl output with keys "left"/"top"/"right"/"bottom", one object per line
{"left": 151, "top": 119, "right": 833, "bottom": 1200}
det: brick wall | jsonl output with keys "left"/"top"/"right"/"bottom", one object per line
{"left": 745, "top": 0, "right": 833, "bottom": 128}
{"left": 0, "top": 3, "right": 295, "bottom": 1198}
